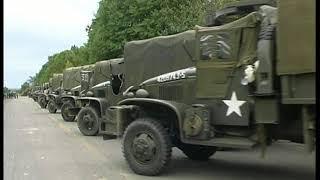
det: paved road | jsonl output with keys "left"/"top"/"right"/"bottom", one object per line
{"left": 4, "top": 97, "right": 316, "bottom": 180}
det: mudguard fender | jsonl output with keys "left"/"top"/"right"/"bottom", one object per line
{"left": 60, "top": 95, "right": 79, "bottom": 104}
{"left": 48, "top": 94, "right": 59, "bottom": 100}
{"left": 118, "top": 98, "right": 190, "bottom": 141}
{"left": 38, "top": 93, "right": 47, "bottom": 100}
{"left": 77, "top": 97, "right": 109, "bottom": 117}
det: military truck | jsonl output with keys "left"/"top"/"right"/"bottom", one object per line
{"left": 30, "top": 85, "right": 42, "bottom": 102}
{"left": 59, "top": 64, "right": 95, "bottom": 121}
{"left": 90, "top": 1, "right": 314, "bottom": 176}
{"left": 37, "top": 82, "right": 51, "bottom": 108}
{"left": 47, "top": 73, "right": 63, "bottom": 113}
{"left": 69, "top": 58, "right": 125, "bottom": 135}
{"left": 28, "top": 86, "right": 35, "bottom": 98}
{"left": 47, "top": 65, "right": 94, "bottom": 114}
{"left": 73, "top": 30, "right": 196, "bottom": 137}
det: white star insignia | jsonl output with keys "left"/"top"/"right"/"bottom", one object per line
{"left": 222, "top": 91, "right": 246, "bottom": 117}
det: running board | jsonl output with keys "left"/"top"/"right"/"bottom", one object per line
{"left": 102, "top": 134, "right": 117, "bottom": 140}
{"left": 183, "top": 137, "right": 256, "bottom": 149}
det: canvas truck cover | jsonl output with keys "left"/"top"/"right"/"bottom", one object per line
{"left": 277, "top": 0, "right": 315, "bottom": 75}
{"left": 91, "top": 58, "right": 124, "bottom": 87}
{"left": 63, "top": 64, "right": 95, "bottom": 90}
{"left": 49, "top": 78, "right": 53, "bottom": 86}
{"left": 124, "top": 30, "right": 196, "bottom": 87}
{"left": 52, "top": 73, "right": 63, "bottom": 91}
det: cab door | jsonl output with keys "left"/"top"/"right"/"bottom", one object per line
{"left": 195, "top": 27, "right": 252, "bottom": 126}
{"left": 195, "top": 28, "right": 241, "bottom": 99}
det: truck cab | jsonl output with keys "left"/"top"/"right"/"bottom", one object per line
{"left": 37, "top": 82, "right": 51, "bottom": 108}
{"left": 59, "top": 64, "right": 95, "bottom": 121}
{"left": 73, "top": 58, "right": 125, "bottom": 136}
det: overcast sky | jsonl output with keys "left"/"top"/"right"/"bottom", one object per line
{"left": 4, "top": 0, "right": 100, "bottom": 89}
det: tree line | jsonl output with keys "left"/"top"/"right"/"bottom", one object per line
{"left": 20, "top": 0, "right": 238, "bottom": 95}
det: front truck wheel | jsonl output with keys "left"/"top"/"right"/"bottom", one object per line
{"left": 178, "top": 143, "right": 216, "bottom": 161}
{"left": 61, "top": 102, "right": 76, "bottom": 122}
{"left": 122, "top": 118, "right": 172, "bottom": 176}
{"left": 77, "top": 106, "right": 100, "bottom": 136}
{"left": 39, "top": 97, "right": 47, "bottom": 109}
{"left": 47, "top": 99, "right": 57, "bottom": 113}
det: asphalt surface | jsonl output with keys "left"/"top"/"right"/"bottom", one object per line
{"left": 4, "top": 97, "right": 316, "bottom": 180}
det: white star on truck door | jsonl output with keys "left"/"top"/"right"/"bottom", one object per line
{"left": 222, "top": 91, "right": 246, "bottom": 117}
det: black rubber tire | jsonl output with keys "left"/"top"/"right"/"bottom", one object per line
{"left": 216, "top": 147, "right": 234, "bottom": 151}
{"left": 122, "top": 118, "right": 172, "bottom": 176}
{"left": 77, "top": 106, "right": 100, "bottom": 136}
{"left": 179, "top": 144, "right": 216, "bottom": 161}
{"left": 61, "top": 102, "right": 76, "bottom": 122}
{"left": 39, "top": 97, "right": 47, "bottom": 109}
{"left": 47, "top": 99, "right": 57, "bottom": 113}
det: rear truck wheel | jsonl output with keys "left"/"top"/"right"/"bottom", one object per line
{"left": 178, "top": 144, "right": 216, "bottom": 161}
{"left": 61, "top": 102, "right": 76, "bottom": 122}
{"left": 39, "top": 97, "right": 47, "bottom": 109}
{"left": 122, "top": 118, "right": 172, "bottom": 176}
{"left": 77, "top": 106, "right": 100, "bottom": 136}
{"left": 47, "top": 100, "right": 57, "bottom": 113}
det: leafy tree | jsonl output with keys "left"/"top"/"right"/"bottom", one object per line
{"left": 86, "top": 0, "right": 208, "bottom": 62}
{"left": 19, "top": 82, "right": 30, "bottom": 96}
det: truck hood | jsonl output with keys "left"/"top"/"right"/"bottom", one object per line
{"left": 140, "top": 67, "right": 196, "bottom": 86}
{"left": 71, "top": 85, "right": 81, "bottom": 91}
{"left": 90, "top": 81, "right": 110, "bottom": 91}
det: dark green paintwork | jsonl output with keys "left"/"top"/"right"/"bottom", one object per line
{"left": 63, "top": 1, "right": 316, "bottom": 175}
{"left": 110, "top": 2, "right": 315, "bottom": 154}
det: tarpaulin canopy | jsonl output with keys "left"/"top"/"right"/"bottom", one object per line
{"left": 276, "top": 0, "right": 315, "bottom": 75}
{"left": 52, "top": 73, "right": 63, "bottom": 91}
{"left": 63, "top": 64, "right": 95, "bottom": 90}
{"left": 91, "top": 58, "right": 124, "bottom": 87}
{"left": 124, "top": 30, "right": 196, "bottom": 87}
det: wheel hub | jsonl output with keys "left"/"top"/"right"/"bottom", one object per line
{"left": 49, "top": 103, "right": 54, "bottom": 110}
{"left": 132, "top": 133, "right": 156, "bottom": 163}
{"left": 83, "top": 114, "right": 94, "bottom": 129}
{"left": 63, "top": 106, "right": 70, "bottom": 116}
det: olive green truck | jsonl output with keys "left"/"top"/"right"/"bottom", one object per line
{"left": 47, "top": 65, "right": 94, "bottom": 114}
{"left": 90, "top": 0, "right": 314, "bottom": 176}
{"left": 62, "top": 59, "right": 123, "bottom": 123}
{"left": 47, "top": 0, "right": 314, "bottom": 176}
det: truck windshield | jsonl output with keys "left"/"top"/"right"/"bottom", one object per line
{"left": 199, "top": 32, "right": 232, "bottom": 61}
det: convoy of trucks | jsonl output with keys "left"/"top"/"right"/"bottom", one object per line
{"left": 46, "top": 65, "right": 95, "bottom": 116}
{"left": 28, "top": 0, "right": 315, "bottom": 176}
